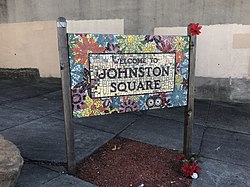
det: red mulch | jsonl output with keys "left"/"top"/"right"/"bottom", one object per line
{"left": 77, "top": 137, "right": 191, "bottom": 187}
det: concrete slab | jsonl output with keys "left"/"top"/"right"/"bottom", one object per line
{"left": 49, "top": 111, "right": 64, "bottom": 120}
{"left": 16, "top": 163, "right": 59, "bottom": 187}
{"left": 0, "top": 85, "right": 59, "bottom": 103}
{"left": 3, "top": 91, "right": 63, "bottom": 116}
{"left": 73, "top": 113, "right": 138, "bottom": 134}
{"left": 1, "top": 117, "right": 114, "bottom": 162}
{"left": 0, "top": 106, "right": 41, "bottom": 131}
{"left": 146, "top": 100, "right": 210, "bottom": 125}
{"left": 0, "top": 95, "right": 9, "bottom": 103}
{"left": 192, "top": 157, "right": 250, "bottom": 187}
{"left": 146, "top": 107, "right": 184, "bottom": 122}
{"left": 0, "top": 87, "right": 33, "bottom": 103}
{"left": 32, "top": 81, "right": 62, "bottom": 92}
{"left": 40, "top": 164, "right": 66, "bottom": 173}
{"left": 120, "top": 115, "right": 205, "bottom": 154}
{"left": 200, "top": 128, "right": 250, "bottom": 167}
{"left": 74, "top": 124, "right": 115, "bottom": 161}
{"left": 0, "top": 80, "right": 31, "bottom": 89}
{"left": 207, "top": 102, "right": 250, "bottom": 134}
{"left": 42, "top": 175, "right": 98, "bottom": 187}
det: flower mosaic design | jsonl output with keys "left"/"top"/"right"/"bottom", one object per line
{"left": 156, "top": 40, "right": 173, "bottom": 52}
{"left": 72, "top": 87, "right": 86, "bottom": 111}
{"left": 175, "top": 74, "right": 184, "bottom": 88}
{"left": 137, "top": 95, "right": 150, "bottom": 110}
{"left": 67, "top": 34, "right": 190, "bottom": 117}
{"left": 168, "top": 87, "right": 187, "bottom": 106}
{"left": 182, "top": 79, "right": 188, "bottom": 90}
{"left": 173, "top": 37, "right": 188, "bottom": 52}
{"left": 105, "top": 43, "right": 120, "bottom": 53}
{"left": 155, "top": 36, "right": 174, "bottom": 53}
{"left": 94, "top": 34, "right": 115, "bottom": 46}
{"left": 81, "top": 96, "right": 106, "bottom": 116}
{"left": 69, "top": 34, "right": 105, "bottom": 66}
{"left": 176, "top": 63, "right": 181, "bottom": 74}
{"left": 109, "top": 97, "right": 122, "bottom": 109}
{"left": 142, "top": 42, "right": 157, "bottom": 53}
{"left": 180, "top": 57, "right": 189, "bottom": 80}
{"left": 145, "top": 35, "right": 161, "bottom": 43}
{"left": 161, "top": 36, "right": 174, "bottom": 43}
{"left": 119, "top": 98, "right": 139, "bottom": 113}
{"left": 116, "top": 35, "right": 146, "bottom": 53}
{"left": 176, "top": 51, "right": 185, "bottom": 63}
{"left": 70, "top": 61, "right": 84, "bottom": 87}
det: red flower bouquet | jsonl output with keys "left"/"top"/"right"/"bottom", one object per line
{"left": 177, "top": 154, "right": 202, "bottom": 178}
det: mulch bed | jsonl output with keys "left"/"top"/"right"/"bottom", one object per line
{"left": 77, "top": 137, "right": 191, "bottom": 187}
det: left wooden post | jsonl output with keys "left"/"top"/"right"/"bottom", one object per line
{"left": 56, "top": 17, "right": 76, "bottom": 175}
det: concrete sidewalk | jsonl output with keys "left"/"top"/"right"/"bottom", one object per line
{"left": 0, "top": 79, "right": 249, "bottom": 187}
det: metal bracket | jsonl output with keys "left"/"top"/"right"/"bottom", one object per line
{"left": 60, "top": 61, "right": 65, "bottom": 70}
{"left": 187, "top": 109, "right": 193, "bottom": 117}
{"left": 57, "top": 21, "right": 67, "bottom": 28}
{"left": 190, "top": 41, "right": 195, "bottom": 49}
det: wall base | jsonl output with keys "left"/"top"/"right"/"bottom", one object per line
{"left": 195, "top": 77, "right": 250, "bottom": 103}
{"left": 0, "top": 68, "right": 40, "bottom": 81}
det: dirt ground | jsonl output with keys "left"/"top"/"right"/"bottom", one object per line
{"left": 77, "top": 137, "right": 191, "bottom": 187}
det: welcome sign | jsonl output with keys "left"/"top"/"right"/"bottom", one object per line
{"left": 68, "top": 34, "right": 190, "bottom": 117}
{"left": 89, "top": 53, "right": 176, "bottom": 98}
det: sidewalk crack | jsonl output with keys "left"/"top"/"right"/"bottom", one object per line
{"left": 23, "top": 157, "right": 67, "bottom": 173}
{"left": 197, "top": 126, "right": 208, "bottom": 156}
{"left": 0, "top": 110, "right": 62, "bottom": 132}
{"left": 200, "top": 156, "right": 250, "bottom": 169}
{"left": 116, "top": 116, "right": 140, "bottom": 137}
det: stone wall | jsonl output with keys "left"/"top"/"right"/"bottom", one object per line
{"left": 1, "top": 0, "right": 250, "bottom": 34}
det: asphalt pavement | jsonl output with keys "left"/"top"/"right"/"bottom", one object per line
{"left": 0, "top": 79, "right": 249, "bottom": 187}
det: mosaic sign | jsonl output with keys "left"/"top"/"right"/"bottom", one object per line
{"left": 89, "top": 53, "right": 176, "bottom": 98}
{"left": 68, "top": 34, "right": 190, "bottom": 117}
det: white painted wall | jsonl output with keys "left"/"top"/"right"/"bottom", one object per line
{"left": 155, "top": 24, "right": 250, "bottom": 79}
{"left": 0, "top": 19, "right": 124, "bottom": 77}
{"left": 1, "top": 22, "right": 249, "bottom": 80}
{"left": 0, "top": 21, "right": 60, "bottom": 77}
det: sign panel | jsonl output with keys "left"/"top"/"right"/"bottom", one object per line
{"left": 89, "top": 53, "right": 176, "bottom": 98}
{"left": 68, "top": 34, "right": 190, "bottom": 117}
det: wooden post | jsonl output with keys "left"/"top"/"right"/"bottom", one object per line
{"left": 56, "top": 17, "right": 76, "bottom": 175}
{"left": 183, "top": 25, "right": 197, "bottom": 157}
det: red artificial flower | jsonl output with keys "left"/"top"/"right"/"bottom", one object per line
{"left": 181, "top": 162, "right": 191, "bottom": 177}
{"left": 177, "top": 154, "right": 202, "bottom": 177}
{"left": 189, "top": 165, "right": 195, "bottom": 175}
{"left": 189, "top": 157, "right": 195, "bottom": 163}
{"left": 182, "top": 162, "right": 196, "bottom": 177}
{"left": 189, "top": 23, "right": 202, "bottom": 36}
{"left": 177, "top": 154, "right": 185, "bottom": 161}
{"left": 196, "top": 166, "right": 202, "bottom": 173}
{"left": 194, "top": 162, "right": 202, "bottom": 173}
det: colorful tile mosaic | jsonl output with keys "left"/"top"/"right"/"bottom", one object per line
{"left": 68, "top": 34, "right": 190, "bottom": 117}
